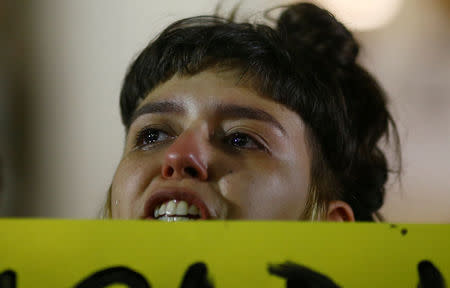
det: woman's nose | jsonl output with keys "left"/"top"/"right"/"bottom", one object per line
{"left": 161, "top": 129, "right": 209, "bottom": 181}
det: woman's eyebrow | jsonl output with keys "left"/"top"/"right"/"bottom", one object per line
{"left": 217, "top": 104, "right": 287, "bottom": 136}
{"left": 128, "top": 101, "right": 185, "bottom": 127}
{"left": 128, "top": 101, "right": 286, "bottom": 135}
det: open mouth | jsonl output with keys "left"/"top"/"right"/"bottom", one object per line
{"left": 153, "top": 199, "right": 201, "bottom": 221}
{"left": 143, "top": 189, "right": 211, "bottom": 221}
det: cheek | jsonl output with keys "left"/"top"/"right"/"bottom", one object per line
{"left": 111, "top": 153, "right": 161, "bottom": 218}
{"left": 220, "top": 160, "right": 310, "bottom": 219}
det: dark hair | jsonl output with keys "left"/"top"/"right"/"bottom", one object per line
{"left": 119, "top": 3, "right": 401, "bottom": 221}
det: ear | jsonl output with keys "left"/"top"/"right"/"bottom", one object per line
{"left": 326, "top": 201, "right": 355, "bottom": 222}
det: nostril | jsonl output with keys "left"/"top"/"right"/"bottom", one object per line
{"left": 165, "top": 167, "right": 174, "bottom": 177}
{"left": 184, "top": 167, "right": 198, "bottom": 178}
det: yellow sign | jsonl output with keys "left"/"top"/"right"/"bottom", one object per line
{"left": 1, "top": 220, "right": 449, "bottom": 287}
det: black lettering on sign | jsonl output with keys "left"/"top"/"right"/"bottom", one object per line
{"left": 179, "top": 262, "right": 213, "bottom": 288}
{"left": 0, "top": 270, "right": 16, "bottom": 288}
{"left": 268, "top": 262, "right": 340, "bottom": 288}
{"left": 417, "top": 260, "right": 446, "bottom": 288}
{"left": 74, "top": 266, "right": 150, "bottom": 288}
{"left": 1, "top": 259, "right": 447, "bottom": 287}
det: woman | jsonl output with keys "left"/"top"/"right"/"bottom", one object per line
{"left": 103, "top": 3, "right": 400, "bottom": 222}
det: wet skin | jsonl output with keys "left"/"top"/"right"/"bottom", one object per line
{"left": 111, "top": 70, "right": 312, "bottom": 220}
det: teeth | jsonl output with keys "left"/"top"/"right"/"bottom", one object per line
{"left": 153, "top": 199, "right": 201, "bottom": 220}
{"left": 158, "top": 203, "right": 166, "bottom": 216}
{"left": 158, "top": 216, "right": 192, "bottom": 222}
{"left": 188, "top": 204, "right": 199, "bottom": 215}
{"left": 176, "top": 201, "right": 188, "bottom": 215}
{"left": 174, "top": 216, "right": 189, "bottom": 221}
{"left": 166, "top": 201, "right": 177, "bottom": 215}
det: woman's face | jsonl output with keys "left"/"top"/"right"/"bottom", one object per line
{"left": 111, "top": 70, "right": 311, "bottom": 220}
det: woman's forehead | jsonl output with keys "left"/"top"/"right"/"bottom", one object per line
{"left": 138, "top": 70, "right": 293, "bottom": 117}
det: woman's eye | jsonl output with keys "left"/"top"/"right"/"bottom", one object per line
{"left": 226, "top": 132, "right": 261, "bottom": 150}
{"left": 136, "top": 128, "right": 171, "bottom": 148}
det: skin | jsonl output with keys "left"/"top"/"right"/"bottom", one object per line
{"left": 110, "top": 69, "right": 354, "bottom": 221}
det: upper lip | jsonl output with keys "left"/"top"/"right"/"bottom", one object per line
{"left": 142, "top": 187, "right": 212, "bottom": 220}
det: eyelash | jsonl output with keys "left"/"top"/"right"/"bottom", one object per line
{"left": 134, "top": 127, "right": 265, "bottom": 151}
{"left": 224, "top": 132, "right": 263, "bottom": 150}
{"left": 135, "top": 127, "right": 174, "bottom": 149}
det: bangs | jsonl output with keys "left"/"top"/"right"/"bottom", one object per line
{"left": 119, "top": 16, "right": 307, "bottom": 129}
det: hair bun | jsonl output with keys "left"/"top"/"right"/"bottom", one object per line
{"left": 277, "top": 3, "right": 359, "bottom": 67}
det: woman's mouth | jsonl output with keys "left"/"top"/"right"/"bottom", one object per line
{"left": 153, "top": 199, "right": 201, "bottom": 221}
{"left": 143, "top": 189, "right": 212, "bottom": 221}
